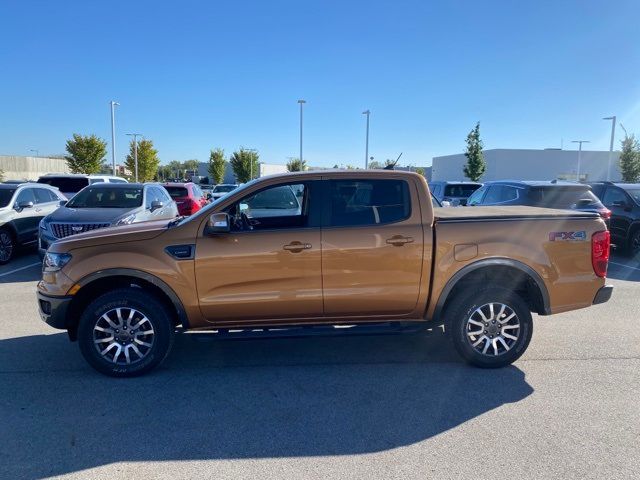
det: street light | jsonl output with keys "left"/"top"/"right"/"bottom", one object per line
{"left": 29, "top": 149, "right": 39, "bottom": 157}
{"left": 110, "top": 101, "right": 120, "bottom": 176}
{"left": 126, "top": 133, "right": 143, "bottom": 182}
{"left": 297, "top": 100, "right": 306, "bottom": 165}
{"left": 362, "top": 110, "right": 370, "bottom": 168}
{"left": 572, "top": 140, "right": 590, "bottom": 181}
{"left": 603, "top": 116, "right": 616, "bottom": 181}
{"left": 244, "top": 148, "right": 258, "bottom": 180}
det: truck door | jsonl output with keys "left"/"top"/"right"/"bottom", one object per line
{"left": 321, "top": 177, "right": 426, "bottom": 316}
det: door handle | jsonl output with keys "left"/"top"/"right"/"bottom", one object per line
{"left": 386, "top": 235, "right": 414, "bottom": 246}
{"left": 283, "top": 242, "right": 312, "bottom": 252}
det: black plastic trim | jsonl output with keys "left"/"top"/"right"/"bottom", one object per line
{"left": 37, "top": 291, "right": 73, "bottom": 329}
{"left": 432, "top": 258, "right": 552, "bottom": 321}
{"left": 165, "top": 244, "right": 195, "bottom": 260}
{"left": 592, "top": 285, "right": 613, "bottom": 305}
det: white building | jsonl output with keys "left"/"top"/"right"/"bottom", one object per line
{"left": 0, "top": 155, "right": 71, "bottom": 180}
{"left": 432, "top": 148, "right": 621, "bottom": 183}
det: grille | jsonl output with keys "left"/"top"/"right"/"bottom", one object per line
{"left": 51, "top": 223, "right": 111, "bottom": 239}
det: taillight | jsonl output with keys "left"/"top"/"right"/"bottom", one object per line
{"left": 591, "top": 230, "right": 610, "bottom": 278}
{"left": 188, "top": 198, "right": 199, "bottom": 215}
{"left": 597, "top": 208, "right": 612, "bottom": 220}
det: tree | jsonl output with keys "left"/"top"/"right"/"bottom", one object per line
{"left": 463, "top": 122, "right": 486, "bottom": 181}
{"left": 286, "top": 157, "right": 307, "bottom": 172}
{"left": 126, "top": 139, "right": 160, "bottom": 182}
{"left": 368, "top": 160, "right": 383, "bottom": 169}
{"left": 230, "top": 148, "right": 259, "bottom": 183}
{"left": 64, "top": 134, "right": 107, "bottom": 174}
{"left": 415, "top": 167, "right": 425, "bottom": 176}
{"left": 619, "top": 132, "right": 640, "bottom": 182}
{"left": 183, "top": 159, "right": 200, "bottom": 177}
{"left": 208, "top": 149, "right": 226, "bottom": 184}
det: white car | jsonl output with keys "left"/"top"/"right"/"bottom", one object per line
{"left": 37, "top": 174, "right": 128, "bottom": 199}
{"left": 210, "top": 184, "right": 239, "bottom": 200}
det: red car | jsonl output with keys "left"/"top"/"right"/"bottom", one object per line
{"left": 163, "top": 182, "right": 208, "bottom": 216}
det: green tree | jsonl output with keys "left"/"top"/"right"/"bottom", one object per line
{"left": 183, "top": 159, "right": 200, "bottom": 176}
{"left": 415, "top": 167, "right": 425, "bottom": 176}
{"left": 126, "top": 139, "right": 160, "bottom": 182}
{"left": 286, "top": 157, "right": 307, "bottom": 172}
{"left": 230, "top": 148, "right": 259, "bottom": 183}
{"left": 208, "top": 149, "right": 226, "bottom": 184}
{"left": 64, "top": 134, "right": 107, "bottom": 174}
{"left": 619, "top": 133, "right": 640, "bottom": 182}
{"left": 463, "top": 122, "right": 486, "bottom": 181}
{"left": 368, "top": 160, "right": 383, "bottom": 169}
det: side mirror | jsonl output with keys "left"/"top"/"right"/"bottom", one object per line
{"left": 205, "top": 213, "right": 231, "bottom": 235}
{"left": 15, "top": 200, "right": 34, "bottom": 211}
{"left": 59, "top": 200, "right": 67, "bottom": 207}
{"left": 150, "top": 200, "right": 164, "bottom": 212}
{"left": 441, "top": 200, "right": 452, "bottom": 207}
{"left": 239, "top": 203, "right": 249, "bottom": 212}
{"left": 206, "top": 193, "right": 213, "bottom": 201}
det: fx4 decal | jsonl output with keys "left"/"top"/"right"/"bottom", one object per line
{"left": 549, "top": 231, "right": 587, "bottom": 242}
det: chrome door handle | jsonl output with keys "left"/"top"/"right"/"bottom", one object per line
{"left": 386, "top": 235, "right": 414, "bottom": 246}
{"left": 283, "top": 242, "right": 312, "bottom": 252}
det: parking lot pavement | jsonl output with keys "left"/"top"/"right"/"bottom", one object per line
{"left": 0, "top": 256, "right": 638, "bottom": 479}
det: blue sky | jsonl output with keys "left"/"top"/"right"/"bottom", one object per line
{"left": 1, "top": 0, "right": 639, "bottom": 168}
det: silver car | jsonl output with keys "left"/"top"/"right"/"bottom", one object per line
{"left": 39, "top": 183, "right": 179, "bottom": 257}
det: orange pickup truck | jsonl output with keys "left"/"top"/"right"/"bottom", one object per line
{"left": 37, "top": 170, "right": 613, "bottom": 376}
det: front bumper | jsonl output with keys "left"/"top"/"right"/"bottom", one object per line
{"left": 592, "top": 285, "right": 613, "bottom": 305}
{"left": 37, "top": 291, "right": 73, "bottom": 330}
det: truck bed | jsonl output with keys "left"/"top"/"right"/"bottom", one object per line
{"left": 433, "top": 205, "right": 598, "bottom": 222}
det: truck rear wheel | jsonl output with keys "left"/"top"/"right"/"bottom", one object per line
{"left": 77, "top": 288, "right": 175, "bottom": 377}
{"left": 447, "top": 287, "right": 533, "bottom": 368}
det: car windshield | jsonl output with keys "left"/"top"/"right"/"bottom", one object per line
{"left": 244, "top": 186, "right": 298, "bottom": 209}
{"left": 165, "top": 186, "right": 189, "bottom": 198}
{"left": 66, "top": 187, "right": 143, "bottom": 208}
{"left": 444, "top": 184, "right": 480, "bottom": 197}
{"left": 624, "top": 188, "right": 640, "bottom": 205}
{"left": 37, "top": 177, "right": 88, "bottom": 193}
{"left": 528, "top": 187, "right": 602, "bottom": 209}
{"left": 0, "top": 189, "right": 16, "bottom": 207}
{"left": 213, "top": 185, "right": 235, "bottom": 193}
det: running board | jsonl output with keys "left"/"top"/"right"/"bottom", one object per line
{"left": 182, "top": 321, "right": 443, "bottom": 342}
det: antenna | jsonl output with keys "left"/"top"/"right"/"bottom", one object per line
{"left": 384, "top": 152, "right": 403, "bottom": 170}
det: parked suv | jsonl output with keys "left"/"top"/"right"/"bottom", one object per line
{"left": 37, "top": 174, "right": 128, "bottom": 199}
{"left": 0, "top": 183, "right": 65, "bottom": 264}
{"left": 467, "top": 180, "right": 610, "bottom": 222}
{"left": 429, "top": 181, "right": 482, "bottom": 206}
{"left": 163, "top": 182, "right": 208, "bottom": 216}
{"left": 37, "top": 171, "right": 611, "bottom": 377}
{"left": 589, "top": 182, "right": 640, "bottom": 254}
{"left": 38, "top": 183, "right": 178, "bottom": 256}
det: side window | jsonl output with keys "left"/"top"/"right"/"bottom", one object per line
{"left": 328, "top": 179, "right": 410, "bottom": 227}
{"left": 501, "top": 186, "right": 519, "bottom": 202}
{"left": 602, "top": 188, "right": 627, "bottom": 207}
{"left": 34, "top": 188, "right": 57, "bottom": 204}
{"left": 15, "top": 188, "right": 36, "bottom": 205}
{"left": 144, "top": 187, "right": 154, "bottom": 209}
{"left": 482, "top": 185, "right": 504, "bottom": 204}
{"left": 89, "top": 178, "right": 105, "bottom": 184}
{"left": 467, "top": 186, "right": 486, "bottom": 205}
{"left": 161, "top": 187, "right": 172, "bottom": 203}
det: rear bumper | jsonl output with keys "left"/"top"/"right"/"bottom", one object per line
{"left": 37, "top": 291, "right": 72, "bottom": 329}
{"left": 592, "top": 285, "right": 613, "bottom": 305}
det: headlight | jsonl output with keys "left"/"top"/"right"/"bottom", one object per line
{"left": 39, "top": 219, "right": 48, "bottom": 230}
{"left": 43, "top": 252, "right": 72, "bottom": 272}
{"left": 115, "top": 214, "right": 136, "bottom": 226}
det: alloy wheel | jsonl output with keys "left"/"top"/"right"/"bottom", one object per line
{"left": 465, "top": 302, "right": 520, "bottom": 356}
{"left": 0, "top": 232, "right": 13, "bottom": 262}
{"left": 92, "top": 307, "right": 155, "bottom": 365}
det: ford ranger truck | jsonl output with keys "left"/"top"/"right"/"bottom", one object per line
{"left": 36, "top": 170, "right": 613, "bottom": 377}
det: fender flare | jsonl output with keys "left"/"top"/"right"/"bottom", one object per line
{"left": 75, "top": 268, "right": 190, "bottom": 328}
{"left": 432, "top": 258, "right": 551, "bottom": 321}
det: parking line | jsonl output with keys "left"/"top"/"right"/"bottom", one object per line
{"left": 0, "top": 262, "right": 42, "bottom": 278}
{"left": 609, "top": 261, "right": 640, "bottom": 272}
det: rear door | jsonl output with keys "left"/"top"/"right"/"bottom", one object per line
{"left": 320, "top": 177, "right": 425, "bottom": 316}
{"left": 602, "top": 186, "right": 633, "bottom": 241}
{"left": 12, "top": 188, "right": 39, "bottom": 243}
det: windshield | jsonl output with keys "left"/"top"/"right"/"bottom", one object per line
{"left": 165, "top": 186, "right": 189, "bottom": 198}
{"left": 37, "top": 177, "right": 88, "bottom": 193}
{"left": 66, "top": 187, "right": 143, "bottom": 208}
{"left": 444, "top": 184, "right": 481, "bottom": 197}
{"left": 528, "top": 188, "right": 602, "bottom": 209}
{"left": 213, "top": 185, "right": 236, "bottom": 193}
{"left": 0, "top": 189, "right": 16, "bottom": 208}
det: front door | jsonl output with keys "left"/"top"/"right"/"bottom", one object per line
{"left": 602, "top": 187, "right": 633, "bottom": 242}
{"left": 195, "top": 180, "right": 323, "bottom": 322}
{"left": 321, "top": 177, "right": 425, "bottom": 316}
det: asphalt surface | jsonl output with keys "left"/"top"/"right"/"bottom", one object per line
{"left": 0, "top": 249, "right": 638, "bottom": 479}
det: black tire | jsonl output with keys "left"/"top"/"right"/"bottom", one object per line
{"left": 447, "top": 287, "right": 533, "bottom": 368}
{"left": 77, "top": 288, "right": 175, "bottom": 377}
{"left": 0, "top": 228, "right": 15, "bottom": 265}
{"left": 627, "top": 229, "right": 640, "bottom": 258}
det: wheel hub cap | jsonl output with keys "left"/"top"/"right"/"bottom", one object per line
{"left": 92, "top": 307, "right": 155, "bottom": 365}
{"left": 465, "top": 302, "right": 520, "bottom": 356}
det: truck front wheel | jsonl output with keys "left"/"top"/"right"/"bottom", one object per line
{"left": 448, "top": 287, "right": 533, "bottom": 368}
{"left": 77, "top": 288, "right": 175, "bottom": 377}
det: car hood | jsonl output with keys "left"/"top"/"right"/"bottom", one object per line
{"left": 48, "top": 219, "right": 169, "bottom": 252}
{"left": 46, "top": 207, "right": 137, "bottom": 224}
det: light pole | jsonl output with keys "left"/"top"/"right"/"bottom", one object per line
{"left": 362, "top": 110, "right": 370, "bottom": 168}
{"left": 572, "top": 140, "right": 590, "bottom": 182}
{"left": 603, "top": 116, "right": 616, "bottom": 181}
{"left": 126, "top": 133, "right": 143, "bottom": 182}
{"left": 297, "top": 100, "right": 306, "bottom": 165}
{"left": 245, "top": 148, "right": 258, "bottom": 180}
{"left": 110, "top": 101, "right": 120, "bottom": 176}
{"left": 30, "top": 149, "right": 39, "bottom": 157}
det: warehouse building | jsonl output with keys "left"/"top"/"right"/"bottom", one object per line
{"left": 431, "top": 148, "right": 621, "bottom": 183}
{"left": 0, "top": 155, "right": 71, "bottom": 180}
